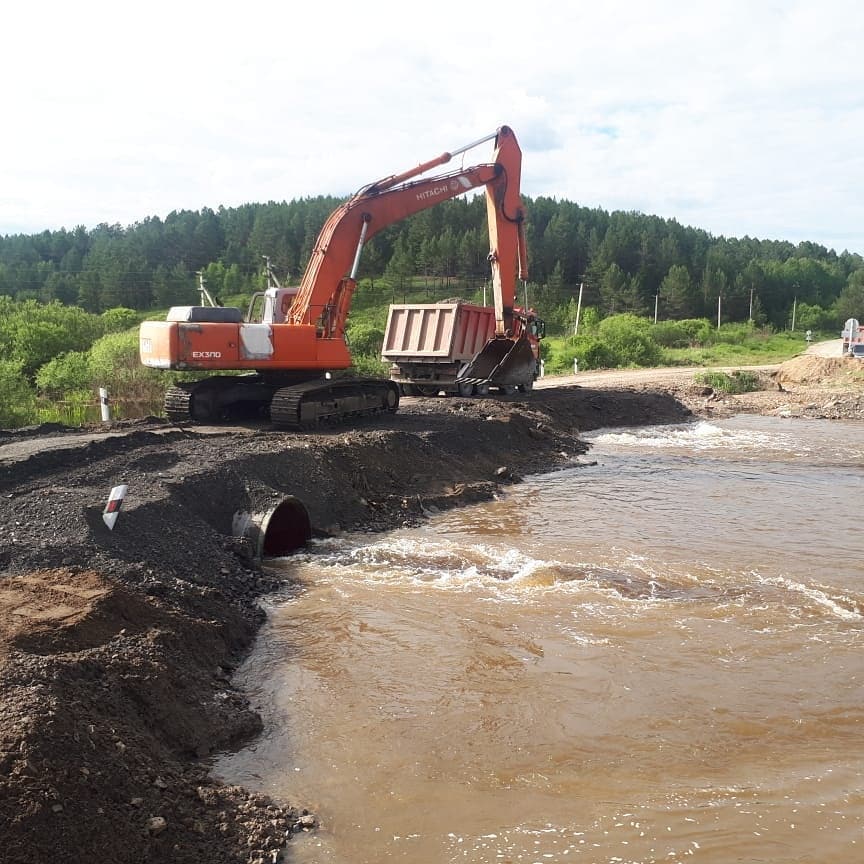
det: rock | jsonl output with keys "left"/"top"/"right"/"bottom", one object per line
{"left": 293, "top": 813, "right": 317, "bottom": 832}
{"left": 146, "top": 816, "right": 167, "bottom": 835}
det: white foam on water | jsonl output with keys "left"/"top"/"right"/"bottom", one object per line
{"left": 591, "top": 420, "right": 798, "bottom": 455}
{"left": 754, "top": 573, "right": 864, "bottom": 621}
{"left": 286, "top": 535, "right": 727, "bottom": 612}
{"left": 294, "top": 536, "right": 562, "bottom": 596}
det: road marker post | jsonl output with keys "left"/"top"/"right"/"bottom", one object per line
{"left": 103, "top": 485, "right": 128, "bottom": 530}
{"left": 99, "top": 387, "right": 111, "bottom": 422}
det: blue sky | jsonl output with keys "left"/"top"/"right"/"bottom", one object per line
{"left": 3, "top": 0, "right": 863, "bottom": 254}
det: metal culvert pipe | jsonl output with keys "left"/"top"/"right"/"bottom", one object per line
{"left": 232, "top": 496, "right": 312, "bottom": 559}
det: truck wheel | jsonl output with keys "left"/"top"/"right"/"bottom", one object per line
{"left": 415, "top": 385, "right": 440, "bottom": 397}
{"left": 457, "top": 381, "right": 475, "bottom": 397}
{"left": 400, "top": 383, "right": 419, "bottom": 397}
{"left": 518, "top": 379, "right": 534, "bottom": 393}
{"left": 475, "top": 384, "right": 490, "bottom": 397}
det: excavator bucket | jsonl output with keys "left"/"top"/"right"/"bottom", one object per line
{"left": 456, "top": 336, "right": 537, "bottom": 387}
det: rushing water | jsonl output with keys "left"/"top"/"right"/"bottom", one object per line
{"left": 215, "top": 416, "right": 864, "bottom": 863}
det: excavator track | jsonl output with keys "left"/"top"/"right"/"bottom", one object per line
{"left": 163, "top": 376, "right": 274, "bottom": 424}
{"left": 163, "top": 385, "right": 195, "bottom": 424}
{"left": 163, "top": 377, "right": 399, "bottom": 430}
{"left": 270, "top": 378, "right": 399, "bottom": 430}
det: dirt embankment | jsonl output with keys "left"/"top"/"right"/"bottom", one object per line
{"left": 700, "top": 354, "right": 864, "bottom": 419}
{"left": 556, "top": 352, "right": 864, "bottom": 421}
{"left": 0, "top": 386, "right": 693, "bottom": 864}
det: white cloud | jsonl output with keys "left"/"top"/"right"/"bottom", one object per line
{"left": 2, "top": 0, "right": 863, "bottom": 254}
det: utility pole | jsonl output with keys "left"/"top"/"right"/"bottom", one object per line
{"left": 717, "top": 295, "right": 722, "bottom": 330}
{"left": 790, "top": 282, "right": 799, "bottom": 332}
{"left": 573, "top": 282, "right": 584, "bottom": 336}
{"left": 749, "top": 286, "right": 754, "bottom": 323}
{"left": 653, "top": 293, "right": 659, "bottom": 324}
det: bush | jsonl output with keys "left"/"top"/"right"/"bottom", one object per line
{"left": 350, "top": 354, "right": 389, "bottom": 376}
{"left": 573, "top": 336, "right": 621, "bottom": 370}
{"left": 0, "top": 300, "right": 104, "bottom": 378}
{"left": 35, "top": 351, "right": 92, "bottom": 397}
{"left": 543, "top": 335, "right": 620, "bottom": 373}
{"left": 0, "top": 360, "right": 37, "bottom": 428}
{"left": 652, "top": 318, "right": 712, "bottom": 348}
{"left": 713, "top": 322, "right": 757, "bottom": 346}
{"left": 598, "top": 314, "right": 663, "bottom": 366}
{"left": 346, "top": 322, "right": 385, "bottom": 357}
{"left": 101, "top": 307, "right": 140, "bottom": 333}
{"left": 87, "top": 330, "right": 168, "bottom": 415}
{"left": 695, "top": 370, "right": 761, "bottom": 393}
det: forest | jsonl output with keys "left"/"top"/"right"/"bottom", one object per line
{"left": 2, "top": 195, "right": 864, "bottom": 330}
{"left": 2, "top": 194, "right": 864, "bottom": 427}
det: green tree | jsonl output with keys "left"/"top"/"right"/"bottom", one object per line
{"left": 660, "top": 264, "right": 697, "bottom": 319}
{"left": 153, "top": 263, "right": 196, "bottom": 308}
{"left": 793, "top": 302, "right": 832, "bottom": 332}
{"left": 835, "top": 270, "right": 864, "bottom": 324}
{"left": 599, "top": 263, "right": 629, "bottom": 314}
{"left": 384, "top": 236, "right": 415, "bottom": 299}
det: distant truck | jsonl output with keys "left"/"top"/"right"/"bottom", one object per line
{"left": 381, "top": 300, "right": 545, "bottom": 396}
{"left": 842, "top": 318, "right": 864, "bottom": 354}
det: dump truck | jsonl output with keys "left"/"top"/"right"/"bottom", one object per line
{"left": 842, "top": 318, "right": 864, "bottom": 354}
{"left": 382, "top": 300, "right": 545, "bottom": 396}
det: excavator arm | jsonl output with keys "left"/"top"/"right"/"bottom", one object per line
{"left": 288, "top": 126, "right": 527, "bottom": 340}
{"left": 483, "top": 126, "right": 528, "bottom": 336}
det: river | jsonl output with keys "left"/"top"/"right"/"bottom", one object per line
{"left": 215, "top": 415, "right": 864, "bottom": 863}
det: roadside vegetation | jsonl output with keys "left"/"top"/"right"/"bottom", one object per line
{"left": 0, "top": 291, "right": 823, "bottom": 429}
{"left": 694, "top": 370, "right": 761, "bottom": 394}
{"left": 539, "top": 315, "right": 809, "bottom": 375}
{"left": 1, "top": 194, "right": 861, "bottom": 427}
{"left": 0, "top": 300, "right": 170, "bottom": 427}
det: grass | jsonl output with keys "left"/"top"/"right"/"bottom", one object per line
{"left": 662, "top": 332, "right": 811, "bottom": 367}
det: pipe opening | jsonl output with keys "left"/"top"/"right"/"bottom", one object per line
{"left": 233, "top": 496, "right": 312, "bottom": 559}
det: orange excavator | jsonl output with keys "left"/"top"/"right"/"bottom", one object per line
{"left": 139, "top": 125, "right": 533, "bottom": 429}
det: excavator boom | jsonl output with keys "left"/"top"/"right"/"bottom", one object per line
{"left": 287, "top": 124, "right": 526, "bottom": 339}
{"left": 286, "top": 163, "right": 501, "bottom": 330}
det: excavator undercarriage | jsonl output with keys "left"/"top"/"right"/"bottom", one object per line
{"left": 163, "top": 375, "right": 399, "bottom": 430}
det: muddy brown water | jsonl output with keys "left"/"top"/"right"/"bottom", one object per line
{"left": 216, "top": 415, "right": 864, "bottom": 863}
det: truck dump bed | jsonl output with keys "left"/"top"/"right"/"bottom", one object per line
{"left": 382, "top": 302, "right": 495, "bottom": 362}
